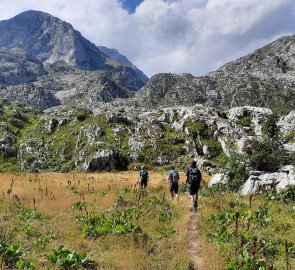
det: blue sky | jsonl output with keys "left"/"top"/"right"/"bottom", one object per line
{"left": 0, "top": 0, "right": 295, "bottom": 77}
{"left": 120, "top": 0, "right": 144, "bottom": 13}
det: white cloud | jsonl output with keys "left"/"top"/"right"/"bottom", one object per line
{"left": 0, "top": 0, "right": 295, "bottom": 77}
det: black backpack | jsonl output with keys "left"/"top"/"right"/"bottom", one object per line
{"left": 188, "top": 167, "right": 201, "bottom": 184}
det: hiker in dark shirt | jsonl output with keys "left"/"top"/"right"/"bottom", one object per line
{"left": 139, "top": 166, "right": 149, "bottom": 188}
{"left": 186, "top": 160, "right": 202, "bottom": 211}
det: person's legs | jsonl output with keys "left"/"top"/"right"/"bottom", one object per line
{"left": 140, "top": 181, "right": 147, "bottom": 189}
{"left": 189, "top": 184, "right": 199, "bottom": 211}
{"left": 169, "top": 184, "right": 174, "bottom": 199}
{"left": 193, "top": 193, "right": 198, "bottom": 210}
{"left": 174, "top": 183, "right": 179, "bottom": 201}
{"left": 196, "top": 193, "right": 199, "bottom": 205}
{"left": 190, "top": 194, "right": 195, "bottom": 211}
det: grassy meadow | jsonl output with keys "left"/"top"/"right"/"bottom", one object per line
{"left": 1, "top": 171, "right": 294, "bottom": 270}
{"left": 0, "top": 171, "right": 203, "bottom": 269}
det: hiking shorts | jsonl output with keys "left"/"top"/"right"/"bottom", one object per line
{"left": 140, "top": 180, "right": 147, "bottom": 188}
{"left": 169, "top": 183, "right": 179, "bottom": 194}
{"left": 187, "top": 182, "right": 200, "bottom": 195}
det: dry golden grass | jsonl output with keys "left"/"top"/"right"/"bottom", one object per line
{"left": 0, "top": 172, "right": 167, "bottom": 214}
{"left": 0, "top": 171, "right": 207, "bottom": 269}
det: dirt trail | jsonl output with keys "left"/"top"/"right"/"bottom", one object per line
{"left": 187, "top": 211, "right": 206, "bottom": 270}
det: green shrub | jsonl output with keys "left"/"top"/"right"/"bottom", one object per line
{"left": 48, "top": 246, "right": 96, "bottom": 269}
{"left": 222, "top": 154, "right": 248, "bottom": 192}
{"left": 77, "top": 209, "right": 144, "bottom": 238}
{"left": 18, "top": 208, "right": 44, "bottom": 221}
{"left": 159, "top": 225, "right": 176, "bottom": 238}
{"left": 203, "top": 139, "right": 223, "bottom": 158}
{"left": 186, "top": 120, "right": 209, "bottom": 138}
{"left": 244, "top": 138, "right": 286, "bottom": 172}
{"left": 236, "top": 116, "right": 252, "bottom": 127}
{"left": 0, "top": 243, "right": 35, "bottom": 269}
{"left": 75, "top": 109, "right": 91, "bottom": 121}
{"left": 261, "top": 114, "right": 279, "bottom": 138}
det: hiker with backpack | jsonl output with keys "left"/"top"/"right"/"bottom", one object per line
{"left": 186, "top": 160, "right": 202, "bottom": 212}
{"left": 139, "top": 166, "right": 149, "bottom": 189}
{"left": 167, "top": 165, "right": 180, "bottom": 200}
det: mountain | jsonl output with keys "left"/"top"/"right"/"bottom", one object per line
{"left": 0, "top": 10, "right": 148, "bottom": 108}
{"left": 98, "top": 46, "right": 148, "bottom": 83}
{"left": 130, "top": 36, "right": 295, "bottom": 112}
{"left": 1, "top": 10, "right": 295, "bottom": 113}
{"left": 0, "top": 10, "right": 120, "bottom": 71}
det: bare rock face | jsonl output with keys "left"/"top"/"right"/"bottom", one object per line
{"left": 131, "top": 36, "right": 295, "bottom": 111}
{"left": 0, "top": 10, "right": 108, "bottom": 70}
{"left": 82, "top": 149, "right": 128, "bottom": 172}
{"left": 278, "top": 111, "right": 295, "bottom": 134}
{"left": 0, "top": 47, "right": 47, "bottom": 85}
{"left": 98, "top": 46, "right": 148, "bottom": 84}
{"left": 240, "top": 166, "right": 295, "bottom": 195}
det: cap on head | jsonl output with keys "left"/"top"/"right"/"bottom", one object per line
{"left": 141, "top": 166, "right": 144, "bottom": 170}
{"left": 191, "top": 160, "right": 197, "bottom": 167}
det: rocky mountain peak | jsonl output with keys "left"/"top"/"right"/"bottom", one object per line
{"left": 0, "top": 10, "right": 110, "bottom": 70}
{"left": 0, "top": 10, "right": 149, "bottom": 108}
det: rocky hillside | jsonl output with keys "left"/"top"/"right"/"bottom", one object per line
{"left": 0, "top": 97, "right": 294, "bottom": 174}
{"left": 130, "top": 36, "right": 295, "bottom": 113}
{"left": 0, "top": 47, "right": 47, "bottom": 85}
{"left": 0, "top": 65, "right": 146, "bottom": 109}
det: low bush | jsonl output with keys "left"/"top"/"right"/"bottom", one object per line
{"left": 48, "top": 246, "right": 96, "bottom": 269}
{"left": 244, "top": 138, "right": 286, "bottom": 172}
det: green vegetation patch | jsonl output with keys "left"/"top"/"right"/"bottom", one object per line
{"left": 198, "top": 186, "right": 295, "bottom": 270}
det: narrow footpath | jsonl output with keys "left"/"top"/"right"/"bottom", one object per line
{"left": 187, "top": 211, "right": 206, "bottom": 270}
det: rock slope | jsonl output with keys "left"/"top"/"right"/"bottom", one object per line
{"left": 0, "top": 47, "right": 47, "bottom": 85}
{"left": 0, "top": 99, "right": 293, "bottom": 173}
{"left": 131, "top": 36, "right": 295, "bottom": 112}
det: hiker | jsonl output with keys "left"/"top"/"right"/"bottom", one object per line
{"left": 139, "top": 166, "right": 149, "bottom": 188}
{"left": 186, "top": 160, "right": 202, "bottom": 211}
{"left": 167, "top": 165, "right": 180, "bottom": 200}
